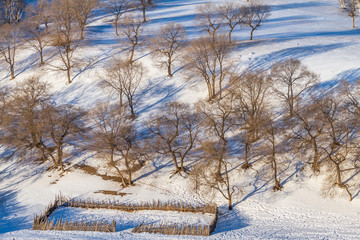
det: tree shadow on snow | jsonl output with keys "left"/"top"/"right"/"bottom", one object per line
{"left": 213, "top": 206, "right": 249, "bottom": 234}
{"left": 271, "top": 1, "right": 331, "bottom": 12}
{"left": 0, "top": 189, "right": 30, "bottom": 234}
{"left": 248, "top": 43, "right": 350, "bottom": 71}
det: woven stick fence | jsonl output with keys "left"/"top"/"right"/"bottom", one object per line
{"left": 65, "top": 198, "right": 217, "bottom": 215}
{"left": 33, "top": 194, "right": 218, "bottom": 235}
{"left": 132, "top": 223, "right": 211, "bottom": 236}
{"left": 132, "top": 204, "right": 218, "bottom": 236}
{"left": 33, "top": 194, "right": 116, "bottom": 232}
{"left": 33, "top": 217, "right": 116, "bottom": 232}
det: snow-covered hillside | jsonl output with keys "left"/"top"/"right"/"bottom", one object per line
{"left": 1, "top": 0, "right": 360, "bottom": 239}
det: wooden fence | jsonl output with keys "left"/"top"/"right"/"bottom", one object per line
{"left": 65, "top": 198, "right": 217, "bottom": 214}
{"left": 33, "top": 194, "right": 218, "bottom": 235}
{"left": 132, "top": 203, "right": 218, "bottom": 236}
{"left": 132, "top": 223, "right": 211, "bottom": 236}
{"left": 33, "top": 217, "right": 116, "bottom": 232}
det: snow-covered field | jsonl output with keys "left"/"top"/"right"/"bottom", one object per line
{"left": 2, "top": 0, "right": 360, "bottom": 239}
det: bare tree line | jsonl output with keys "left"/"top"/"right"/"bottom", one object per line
{"left": 2, "top": 57, "right": 360, "bottom": 208}
{"left": 0, "top": 0, "right": 270, "bottom": 83}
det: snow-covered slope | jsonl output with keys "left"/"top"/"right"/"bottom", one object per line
{"left": 1, "top": 0, "right": 360, "bottom": 239}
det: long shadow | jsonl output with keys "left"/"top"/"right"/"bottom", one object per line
{"left": 271, "top": 1, "right": 331, "bottom": 12}
{"left": 262, "top": 29, "right": 360, "bottom": 40}
{"left": 133, "top": 158, "right": 173, "bottom": 183}
{"left": 315, "top": 67, "right": 360, "bottom": 93}
{"left": 0, "top": 189, "right": 29, "bottom": 234}
{"left": 136, "top": 79, "right": 187, "bottom": 116}
{"left": 151, "top": 0, "right": 203, "bottom": 10}
{"left": 249, "top": 42, "right": 350, "bottom": 71}
{"left": 266, "top": 15, "right": 315, "bottom": 24}
{"left": 213, "top": 206, "right": 249, "bottom": 234}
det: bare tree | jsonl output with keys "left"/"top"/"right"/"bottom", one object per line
{"left": 23, "top": 20, "right": 51, "bottom": 66}
{"left": 319, "top": 94, "right": 359, "bottom": 201}
{"left": 345, "top": 0, "right": 358, "bottom": 28}
{"left": 0, "top": 89, "right": 8, "bottom": 125}
{"left": 26, "top": 0, "right": 52, "bottom": 32}
{"left": 101, "top": 58, "right": 145, "bottom": 118}
{"left": 191, "top": 149, "right": 237, "bottom": 210}
{"left": 46, "top": 104, "right": 87, "bottom": 172}
{"left": 243, "top": 1, "right": 270, "bottom": 40}
{"left": 291, "top": 96, "right": 326, "bottom": 173}
{"left": 0, "top": 77, "right": 52, "bottom": 162}
{"left": 147, "top": 102, "right": 200, "bottom": 176}
{"left": 196, "top": 2, "right": 223, "bottom": 43}
{"left": 106, "top": 0, "right": 128, "bottom": 36}
{"left": 270, "top": 59, "right": 319, "bottom": 117}
{"left": 71, "top": 0, "right": 98, "bottom": 40}
{"left": 51, "top": 0, "right": 80, "bottom": 84}
{"left": 342, "top": 78, "right": 360, "bottom": 122}
{"left": 196, "top": 95, "right": 236, "bottom": 178}
{"left": 192, "top": 96, "right": 238, "bottom": 210}
{"left": 183, "top": 35, "right": 233, "bottom": 100}
{"left": 89, "top": 102, "right": 143, "bottom": 187}
{"left": 231, "top": 70, "right": 270, "bottom": 169}
{"left": 120, "top": 13, "right": 145, "bottom": 63}
{"left": 0, "top": 22, "right": 22, "bottom": 79}
{"left": 150, "top": 23, "right": 186, "bottom": 77}
{"left": 0, "top": 0, "right": 25, "bottom": 24}
{"left": 136, "top": 0, "right": 151, "bottom": 22}
{"left": 260, "top": 115, "right": 284, "bottom": 191}
{"left": 218, "top": 2, "right": 247, "bottom": 43}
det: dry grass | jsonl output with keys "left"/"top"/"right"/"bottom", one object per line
{"left": 76, "top": 165, "right": 124, "bottom": 184}
{"left": 94, "top": 190, "right": 129, "bottom": 196}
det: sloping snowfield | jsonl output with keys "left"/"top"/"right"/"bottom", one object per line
{"left": 2, "top": 0, "right": 360, "bottom": 239}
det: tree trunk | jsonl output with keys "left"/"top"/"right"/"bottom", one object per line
{"left": 169, "top": 144, "right": 180, "bottom": 173}
{"left": 242, "top": 141, "right": 252, "bottom": 169}
{"left": 312, "top": 139, "right": 320, "bottom": 173}
{"left": 142, "top": 7, "right": 146, "bottom": 22}
{"left": 217, "top": 139, "right": 227, "bottom": 178}
{"left": 212, "top": 78, "right": 216, "bottom": 99}
{"left": 228, "top": 196, "right": 233, "bottom": 210}
{"left": 10, "top": 64, "right": 15, "bottom": 79}
{"left": 128, "top": 95, "right": 136, "bottom": 118}
{"left": 39, "top": 51, "right": 44, "bottom": 65}
{"left": 353, "top": 16, "right": 355, "bottom": 28}
{"left": 250, "top": 28, "right": 255, "bottom": 40}
{"left": 129, "top": 46, "right": 135, "bottom": 63}
{"left": 80, "top": 27, "right": 84, "bottom": 40}
{"left": 57, "top": 144, "right": 64, "bottom": 173}
{"left": 228, "top": 29, "right": 233, "bottom": 43}
{"left": 67, "top": 68, "right": 71, "bottom": 84}
{"left": 167, "top": 62, "right": 172, "bottom": 77}
{"left": 115, "top": 19, "right": 119, "bottom": 36}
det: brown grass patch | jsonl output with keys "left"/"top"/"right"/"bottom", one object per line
{"left": 94, "top": 190, "right": 129, "bottom": 196}
{"left": 75, "top": 164, "right": 124, "bottom": 184}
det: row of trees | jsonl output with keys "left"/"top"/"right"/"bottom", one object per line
{"left": 0, "top": 0, "right": 270, "bottom": 84}
{"left": 2, "top": 58, "right": 360, "bottom": 210}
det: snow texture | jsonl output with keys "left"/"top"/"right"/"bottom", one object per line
{"left": 2, "top": 0, "right": 360, "bottom": 239}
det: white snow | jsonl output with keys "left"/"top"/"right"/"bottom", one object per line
{"left": 2, "top": 0, "right": 360, "bottom": 239}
